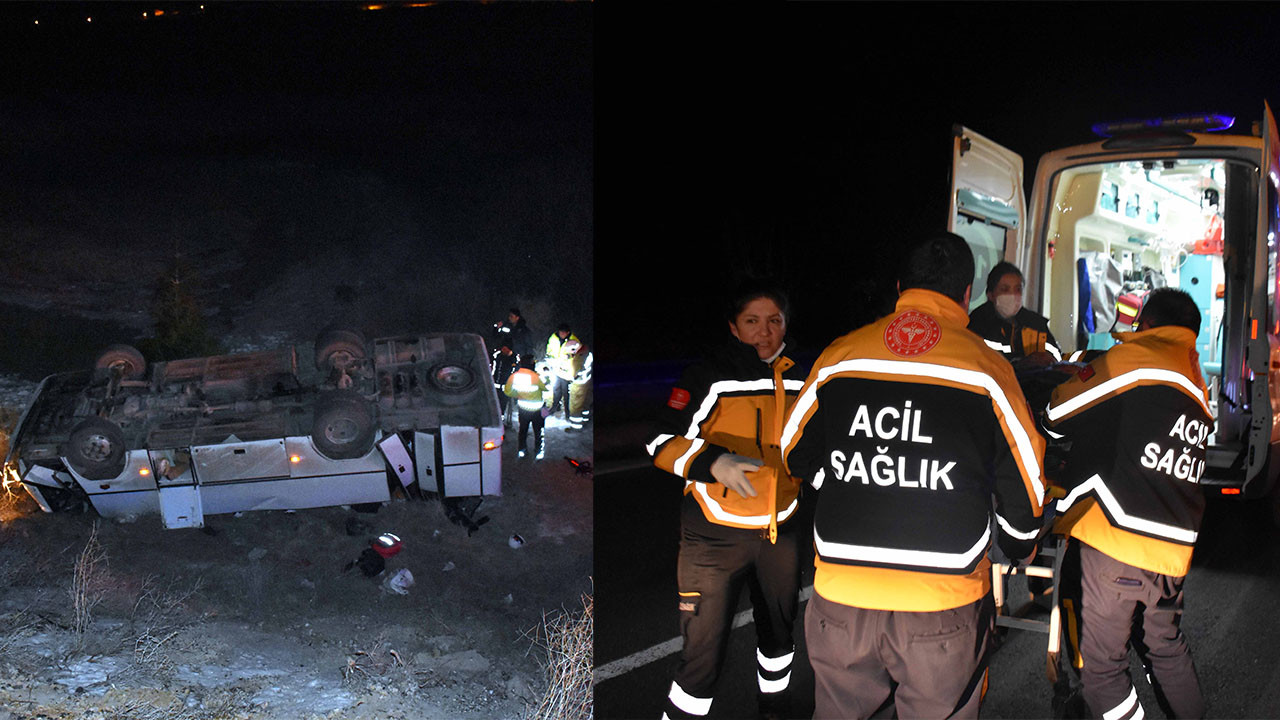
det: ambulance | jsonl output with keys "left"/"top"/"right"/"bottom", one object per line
{"left": 949, "top": 103, "right": 1280, "bottom": 505}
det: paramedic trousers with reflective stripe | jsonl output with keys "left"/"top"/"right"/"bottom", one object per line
{"left": 805, "top": 592, "right": 992, "bottom": 720}
{"left": 663, "top": 525, "right": 800, "bottom": 719}
{"left": 1074, "top": 542, "right": 1204, "bottom": 720}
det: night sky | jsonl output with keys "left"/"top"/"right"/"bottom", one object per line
{"left": 597, "top": 3, "right": 1280, "bottom": 366}
{"left": 0, "top": 2, "right": 592, "bottom": 369}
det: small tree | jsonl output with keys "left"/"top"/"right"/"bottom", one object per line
{"left": 145, "top": 253, "right": 221, "bottom": 360}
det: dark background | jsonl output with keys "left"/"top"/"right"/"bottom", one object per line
{"left": 597, "top": 3, "right": 1280, "bottom": 367}
{"left": 0, "top": 1, "right": 592, "bottom": 377}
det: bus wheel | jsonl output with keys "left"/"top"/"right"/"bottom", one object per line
{"left": 64, "top": 417, "right": 127, "bottom": 480}
{"left": 93, "top": 344, "right": 146, "bottom": 380}
{"left": 312, "top": 390, "right": 377, "bottom": 460}
{"left": 314, "top": 328, "right": 367, "bottom": 373}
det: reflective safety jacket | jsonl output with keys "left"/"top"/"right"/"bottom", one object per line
{"left": 1046, "top": 325, "right": 1212, "bottom": 577}
{"left": 646, "top": 339, "right": 807, "bottom": 541}
{"left": 503, "top": 367, "right": 548, "bottom": 412}
{"left": 546, "top": 333, "right": 582, "bottom": 380}
{"left": 782, "top": 289, "right": 1046, "bottom": 611}
{"left": 968, "top": 301, "right": 1062, "bottom": 362}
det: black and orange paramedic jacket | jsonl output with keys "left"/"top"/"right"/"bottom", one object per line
{"left": 646, "top": 338, "right": 807, "bottom": 542}
{"left": 781, "top": 289, "right": 1046, "bottom": 612}
{"left": 1045, "top": 325, "right": 1212, "bottom": 578}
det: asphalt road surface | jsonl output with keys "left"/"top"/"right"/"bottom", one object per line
{"left": 595, "top": 384, "right": 1280, "bottom": 720}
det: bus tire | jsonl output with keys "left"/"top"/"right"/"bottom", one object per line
{"left": 312, "top": 390, "right": 377, "bottom": 460}
{"left": 94, "top": 344, "right": 146, "bottom": 380}
{"left": 64, "top": 417, "right": 127, "bottom": 480}
{"left": 314, "top": 328, "right": 368, "bottom": 373}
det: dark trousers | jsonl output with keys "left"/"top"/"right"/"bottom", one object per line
{"left": 1060, "top": 542, "right": 1204, "bottom": 720}
{"left": 805, "top": 592, "right": 992, "bottom": 720}
{"left": 551, "top": 376, "right": 572, "bottom": 420}
{"left": 516, "top": 407, "right": 544, "bottom": 455}
{"left": 664, "top": 525, "right": 800, "bottom": 719}
{"left": 496, "top": 388, "right": 513, "bottom": 425}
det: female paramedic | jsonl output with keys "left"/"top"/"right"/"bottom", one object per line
{"left": 645, "top": 279, "right": 807, "bottom": 720}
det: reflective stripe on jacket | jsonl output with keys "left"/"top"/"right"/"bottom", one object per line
{"left": 503, "top": 368, "right": 548, "bottom": 411}
{"left": 968, "top": 301, "right": 1062, "bottom": 361}
{"left": 782, "top": 288, "right": 1046, "bottom": 611}
{"left": 1046, "top": 325, "right": 1211, "bottom": 577}
{"left": 647, "top": 340, "right": 806, "bottom": 535}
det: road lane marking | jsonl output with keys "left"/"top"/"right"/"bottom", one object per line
{"left": 593, "top": 585, "right": 814, "bottom": 685}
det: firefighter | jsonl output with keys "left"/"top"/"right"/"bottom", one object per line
{"left": 782, "top": 232, "right": 1045, "bottom": 719}
{"left": 968, "top": 261, "right": 1062, "bottom": 369}
{"left": 545, "top": 323, "right": 580, "bottom": 423}
{"left": 1046, "top": 287, "right": 1210, "bottom": 720}
{"left": 646, "top": 279, "right": 806, "bottom": 720}
{"left": 504, "top": 356, "right": 549, "bottom": 459}
{"left": 567, "top": 340, "right": 593, "bottom": 427}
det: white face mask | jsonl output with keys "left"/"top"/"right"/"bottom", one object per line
{"left": 994, "top": 293, "right": 1022, "bottom": 320}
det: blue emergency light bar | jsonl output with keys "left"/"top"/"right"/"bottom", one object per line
{"left": 1091, "top": 113, "right": 1235, "bottom": 138}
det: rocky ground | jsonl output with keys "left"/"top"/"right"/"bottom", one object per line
{"left": 0, "top": 231, "right": 593, "bottom": 719}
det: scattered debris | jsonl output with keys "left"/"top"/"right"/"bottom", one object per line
{"left": 508, "top": 534, "right": 525, "bottom": 549}
{"left": 346, "top": 548, "right": 385, "bottom": 578}
{"left": 443, "top": 497, "right": 490, "bottom": 536}
{"left": 342, "top": 532, "right": 405, "bottom": 579}
{"left": 382, "top": 569, "right": 414, "bottom": 595}
{"left": 442, "top": 561, "right": 456, "bottom": 572}
{"left": 564, "top": 457, "right": 592, "bottom": 475}
{"left": 247, "top": 547, "right": 268, "bottom": 561}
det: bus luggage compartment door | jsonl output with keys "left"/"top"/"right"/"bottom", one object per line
{"left": 440, "top": 425, "right": 482, "bottom": 497}
{"left": 151, "top": 451, "right": 203, "bottom": 530}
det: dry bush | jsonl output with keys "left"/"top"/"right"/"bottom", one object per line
{"left": 0, "top": 605, "right": 43, "bottom": 660}
{"left": 522, "top": 589, "right": 593, "bottom": 720}
{"left": 129, "top": 575, "right": 205, "bottom": 672}
{"left": 71, "top": 521, "right": 109, "bottom": 648}
{"left": 103, "top": 697, "right": 188, "bottom": 720}
{"left": 342, "top": 633, "right": 410, "bottom": 687}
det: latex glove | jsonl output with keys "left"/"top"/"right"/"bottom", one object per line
{"left": 710, "top": 453, "right": 763, "bottom": 499}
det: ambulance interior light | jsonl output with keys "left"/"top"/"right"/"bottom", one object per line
{"left": 1092, "top": 113, "right": 1235, "bottom": 138}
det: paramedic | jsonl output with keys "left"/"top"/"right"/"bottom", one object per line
{"left": 968, "top": 261, "right": 1061, "bottom": 370}
{"left": 646, "top": 279, "right": 807, "bottom": 720}
{"left": 504, "top": 356, "right": 549, "bottom": 459}
{"left": 782, "top": 232, "right": 1045, "bottom": 719}
{"left": 1046, "top": 287, "right": 1209, "bottom": 720}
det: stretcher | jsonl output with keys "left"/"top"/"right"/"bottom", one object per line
{"left": 991, "top": 532, "right": 1067, "bottom": 679}
{"left": 990, "top": 485, "right": 1084, "bottom": 716}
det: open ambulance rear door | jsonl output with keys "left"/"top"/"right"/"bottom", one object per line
{"left": 948, "top": 125, "right": 1028, "bottom": 311}
{"left": 1246, "top": 102, "right": 1280, "bottom": 499}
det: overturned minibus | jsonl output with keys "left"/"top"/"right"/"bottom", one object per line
{"left": 2, "top": 329, "right": 503, "bottom": 529}
{"left": 949, "top": 103, "right": 1280, "bottom": 504}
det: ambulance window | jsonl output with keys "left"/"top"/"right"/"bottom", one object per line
{"left": 953, "top": 214, "right": 1008, "bottom": 312}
